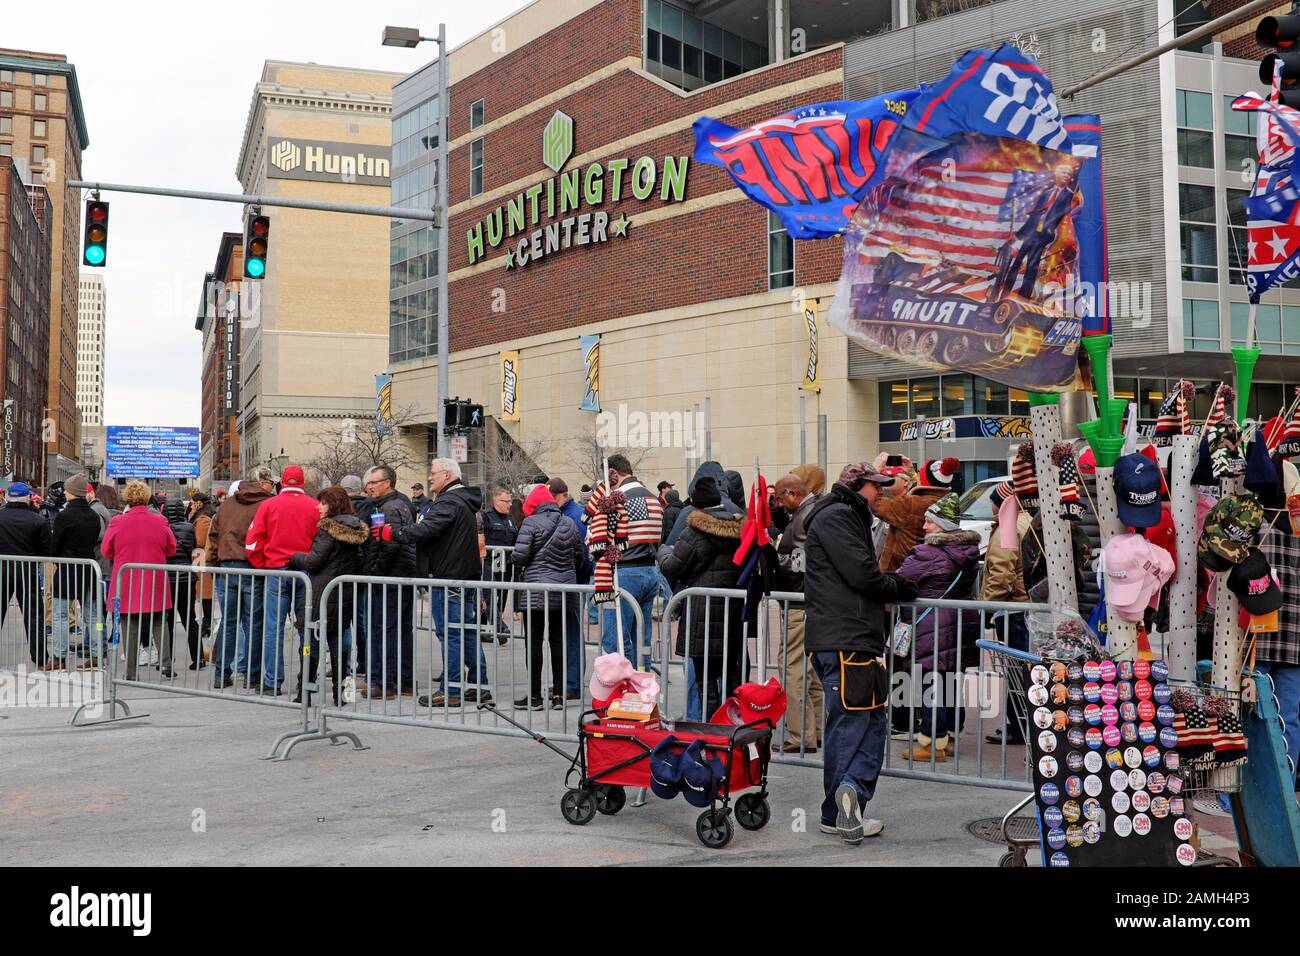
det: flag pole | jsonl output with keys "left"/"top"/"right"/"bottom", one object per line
{"left": 601, "top": 449, "right": 624, "bottom": 661}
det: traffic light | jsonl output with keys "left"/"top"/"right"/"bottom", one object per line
{"left": 442, "top": 398, "right": 485, "bottom": 430}
{"left": 243, "top": 213, "right": 270, "bottom": 279}
{"left": 82, "top": 199, "right": 109, "bottom": 267}
{"left": 1258, "top": 15, "right": 1300, "bottom": 107}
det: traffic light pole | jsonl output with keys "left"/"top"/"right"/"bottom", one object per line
{"left": 435, "top": 22, "right": 450, "bottom": 461}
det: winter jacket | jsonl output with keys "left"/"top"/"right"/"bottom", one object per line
{"left": 803, "top": 482, "right": 914, "bottom": 656}
{"left": 89, "top": 499, "right": 117, "bottom": 581}
{"left": 205, "top": 486, "right": 273, "bottom": 565}
{"left": 560, "top": 497, "right": 593, "bottom": 584}
{"left": 289, "top": 515, "right": 368, "bottom": 619}
{"left": 981, "top": 510, "right": 1032, "bottom": 604}
{"left": 1022, "top": 516, "right": 1092, "bottom": 604}
{"left": 362, "top": 490, "right": 417, "bottom": 577}
{"left": 775, "top": 492, "right": 818, "bottom": 593}
{"left": 896, "top": 530, "right": 982, "bottom": 671}
{"left": 102, "top": 505, "right": 177, "bottom": 614}
{"left": 50, "top": 497, "right": 102, "bottom": 597}
{"left": 660, "top": 507, "right": 747, "bottom": 660}
{"left": 873, "top": 486, "right": 950, "bottom": 572}
{"left": 163, "top": 510, "right": 197, "bottom": 568}
{"left": 192, "top": 513, "right": 215, "bottom": 600}
{"left": 410, "top": 494, "right": 433, "bottom": 521}
{"left": 481, "top": 507, "right": 518, "bottom": 548}
{"left": 0, "top": 501, "right": 50, "bottom": 558}
{"left": 665, "top": 461, "right": 744, "bottom": 546}
{"left": 512, "top": 500, "right": 585, "bottom": 610}
{"left": 245, "top": 488, "right": 320, "bottom": 570}
{"left": 396, "top": 482, "right": 482, "bottom": 581}
{"left": 724, "top": 470, "right": 746, "bottom": 510}
{"left": 661, "top": 494, "right": 684, "bottom": 542}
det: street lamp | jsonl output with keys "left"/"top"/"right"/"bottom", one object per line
{"left": 382, "top": 23, "right": 450, "bottom": 460}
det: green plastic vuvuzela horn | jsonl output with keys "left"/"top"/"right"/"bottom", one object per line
{"left": 1082, "top": 334, "right": 1112, "bottom": 419}
{"left": 1231, "top": 346, "right": 1260, "bottom": 426}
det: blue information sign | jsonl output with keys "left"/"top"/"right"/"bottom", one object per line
{"left": 106, "top": 426, "right": 200, "bottom": 478}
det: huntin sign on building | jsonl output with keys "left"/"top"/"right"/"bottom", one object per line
{"left": 466, "top": 113, "right": 689, "bottom": 269}
{"left": 266, "top": 138, "right": 392, "bottom": 185}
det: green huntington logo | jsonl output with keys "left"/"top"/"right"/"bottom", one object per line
{"left": 466, "top": 116, "right": 690, "bottom": 270}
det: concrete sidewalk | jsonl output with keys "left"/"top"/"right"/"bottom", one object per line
{"left": 2, "top": 689, "right": 1025, "bottom": 866}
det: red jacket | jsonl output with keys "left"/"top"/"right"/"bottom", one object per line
{"left": 103, "top": 506, "right": 177, "bottom": 613}
{"left": 245, "top": 489, "right": 320, "bottom": 569}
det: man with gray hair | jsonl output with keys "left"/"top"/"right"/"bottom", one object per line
{"left": 357, "top": 464, "right": 416, "bottom": 699}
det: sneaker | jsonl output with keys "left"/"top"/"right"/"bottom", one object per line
{"left": 144, "top": 646, "right": 159, "bottom": 666}
{"left": 834, "top": 783, "right": 864, "bottom": 845}
{"left": 862, "top": 817, "right": 884, "bottom": 838}
{"left": 550, "top": 696, "right": 564, "bottom": 710}
{"left": 261, "top": 685, "right": 284, "bottom": 697}
{"left": 819, "top": 821, "right": 838, "bottom": 835}
{"left": 212, "top": 674, "right": 234, "bottom": 689}
{"left": 514, "top": 697, "right": 544, "bottom": 711}
{"left": 341, "top": 675, "right": 356, "bottom": 704}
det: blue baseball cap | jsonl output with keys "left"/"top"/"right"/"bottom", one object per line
{"left": 649, "top": 736, "right": 683, "bottom": 800}
{"left": 5, "top": 482, "right": 32, "bottom": 500}
{"left": 680, "top": 740, "right": 724, "bottom": 808}
{"left": 1114, "top": 454, "right": 1161, "bottom": 528}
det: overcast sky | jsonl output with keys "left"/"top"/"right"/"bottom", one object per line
{"left": 7, "top": 0, "right": 523, "bottom": 427}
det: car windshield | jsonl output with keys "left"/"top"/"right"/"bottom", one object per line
{"left": 958, "top": 480, "right": 1002, "bottom": 520}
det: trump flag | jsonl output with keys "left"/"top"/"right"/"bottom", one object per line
{"left": 1231, "top": 91, "right": 1300, "bottom": 302}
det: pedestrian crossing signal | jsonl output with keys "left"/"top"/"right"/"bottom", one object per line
{"left": 244, "top": 214, "right": 270, "bottom": 279}
{"left": 83, "top": 200, "right": 109, "bottom": 267}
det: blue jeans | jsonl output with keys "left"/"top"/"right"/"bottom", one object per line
{"left": 262, "top": 573, "right": 305, "bottom": 689}
{"left": 685, "top": 658, "right": 703, "bottom": 721}
{"left": 433, "top": 587, "right": 485, "bottom": 695}
{"left": 600, "top": 563, "right": 657, "bottom": 669}
{"left": 1256, "top": 662, "right": 1300, "bottom": 785}
{"left": 812, "top": 651, "right": 889, "bottom": 826}
{"left": 215, "top": 560, "right": 263, "bottom": 680}
{"left": 564, "top": 597, "right": 582, "bottom": 694}
{"left": 51, "top": 592, "right": 103, "bottom": 659}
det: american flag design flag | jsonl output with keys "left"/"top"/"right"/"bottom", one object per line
{"left": 1057, "top": 453, "right": 1083, "bottom": 522}
{"left": 1171, "top": 709, "right": 1215, "bottom": 762}
{"left": 1151, "top": 381, "right": 1190, "bottom": 446}
{"left": 1231, "top": 86, "right": 1300, "bottom": 302}
{"left": 585, "top": 479, "right": 663, "bottom": 600}
{"left": 1270, "top": 405, "right": 1300, "bottom": 456}
{"left": 1211, "top": 711, "right": 1248, "bottom": 765}
{"left": 1201, "top": 383, "right": 1228, "bottom": 437}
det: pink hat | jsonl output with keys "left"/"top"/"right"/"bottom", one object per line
{"left": 588, "top": 652, "right": 634, "bottom": 701}
{"left": 1103, "top": 534, "right": 1155, "bottom": 608}
{"left": 626, "top": 669, "right": 660, "bottom": 698}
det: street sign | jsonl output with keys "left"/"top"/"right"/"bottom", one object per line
{"left": 450, "top": 434, "right": 468, "bottom": 464}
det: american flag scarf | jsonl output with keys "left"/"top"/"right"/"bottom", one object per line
{"left": 585, "top": 477, "right": 664, "bottom": 602}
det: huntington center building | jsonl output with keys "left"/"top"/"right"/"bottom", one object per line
{"left": 387, "top": 0, "right": 1295, "bottom": 490}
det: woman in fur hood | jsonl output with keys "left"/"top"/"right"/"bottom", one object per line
{"left": 895, "top": 492, "right": 981, "bottom": 761}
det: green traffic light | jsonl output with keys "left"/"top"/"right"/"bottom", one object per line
{"left": 85, "top": 245, "right": 105, "bottom": 265}
{"left": 246, "top": 258, "right": 265, "bottom": 277}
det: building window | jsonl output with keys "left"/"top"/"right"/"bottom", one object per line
{"left": 470, "top": 99, "right": 484, "bottom": 130}
{"left": 644, "top": 0, "right": 766, "bottom": 92}
{"left": 941, "top": 374, "right": 973, "bottom": 416}
{"left": 0, "top": 144, "right": 9, "bottom": 158}
{"left": 878, "top": 380, "right": 910, "bottom": 421}
{"left": 911, "top": 377, "right": 941, "bottom": 418}
{"left": 0, "top": 91, "right": 11, "bottom": 108}
{"left": 33, "top": 73, "right": 47, "bottom": 87}
{"left": 1224, "top": 95, "right": 1256, "bottom": 175}
{"left": 0, "top": 116, "right": 9, "bottom": 134}
{"left": 470, "top": 138, "right": 483, "bottom": 197}
{"left": 767, "top": 211, "right": 793, "bottom": 289}
{"left": 33, "top": 119, "right": 45, "bottom": 138}
{"left": 1183, "top": 298, "right": 1220, "bottom": 351}
{"left": 1178, "top": 183, "right": 1216, "bottom": 283}
{"left": 1176, "top": 90, "right": 1213, "bottom": 168}
{"left": 31, "top": 145, "right": 45, "bottom": 165}
{"left": 0, "top": 70, "right": 13, "bottom": 83}
{"left": 973, "top": 375, "right": 1009, "bottom": 415}
{"left": 1229, "top": 302, "right": 1298, "bottom": 354}
{"left": 1226, "top": 187, "right": 1249, "bottom": 285}
{"left": 33, "top": 93, "right": 46, "bottom": 111}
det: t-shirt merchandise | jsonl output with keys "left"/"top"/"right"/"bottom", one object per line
{"left": 1029, "top": 657, "right": 1188, "bottom": 867}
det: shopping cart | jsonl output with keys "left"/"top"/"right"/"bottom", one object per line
{"left": 975, "top": 639, "right": 1042, "bottom": 867}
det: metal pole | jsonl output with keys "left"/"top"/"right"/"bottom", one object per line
{"left": 435, "top": 23, "right": 451, "bottom": 460}
{"left": 1059, "top": 0, "right": 1276, "bottom": 99}
{"left": 915, "top": 413, "right": 925, "bottom": 466}
{"left": 65, "top": 180, "right": 435, "bottom": 221}
{"left": 817, "top": 413, "right": 827, "bottom": 478}
{"left": 704, "top": 397, "right": 712, "bottom": 462}
{"left": 799, "top": 393, "right": 807, "bottom": 464}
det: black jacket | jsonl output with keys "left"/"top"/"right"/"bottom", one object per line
{"left": 164, "top": 518, "right": 197, "bottom": 567}
{"left": 397, "top": 482, "right": 483, "bottom": 581}
{"left": 665, "top": 461, "right": 744, "bottom": 546}
{"left": 481, "top": 507, "right": 517, "bottom": 548}
{"left": 804, "top": 482, "right": 915, "bottom": 656}
{"left": 661, "top": 507, "right": 747, "bottom": 659}
{"left": 289, "top": 515, "right": 368, "bottom": 619}
{"left": 0, "top": 501, "right": 51, "bottom": 560}
{"left": 661, "top": 496, "right": 684, "bottom": 542}
{"left": 363, "top": 491, "right": 416, "bottom": 577}
{"left": 511, "top": 501, "right": 585, "bottom": 609}
{"left": 51, "top": 497, "right": 101, "bottom": 596}
{"left": 775, "top": 492, "right": 818, "bottom": 593}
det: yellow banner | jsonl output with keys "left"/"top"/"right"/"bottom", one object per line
{"left": 499, "top": 350, "right": 521, "bottom": 421}
{"left": 800, "top": 299, "right": 821, "bottom": 393}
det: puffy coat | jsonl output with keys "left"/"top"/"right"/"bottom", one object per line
{"left": 398, "top": 482, "right": 483, "bottom": 581}
{"left": 162, "top": 503, "right": 197, "bottom": 568}
{"left": 661, "top": 493, "right": 684, "bottom": 542}
{"left": 665, "top": 461, "right": 744, "bottom": 546}
{"left": 1022, "top": 516, "right": 1092, "bottom": 604}
{"left": 660, "top": 507, "right": 746, "bottom": 659}
{"left": 873, "top": 486, "right": 949, "bottom": 572}
{"left": 981, "top": 510, "right": 1032, "bottom": 604}
{"left": 51, "top": 497, "right": 102, "bottom": 597}
{"left": 363, "top": 490, "right": 416, "bottom": 577}
{"left": 512, "top": 497, "right": 585, "bottom": 610}
{"left": 0, "top": 502, "right": 50, "bottom": 558}
{"left": 289, "top": 515, "right": 368, "bottom": 620}
{"left": 205, "top": 486, "right": 273, "bottom": 564}
{"left": 560, "top": 496, "right": 593, "bottom": 584}
{"left": 102, "top": 505, "right": 177, "bottom": 613}
{"left": 803, "top": 482, "right": 914, "bottom": 657}
{"left": 896, "top": 530, "right": 982, "bottom": 671}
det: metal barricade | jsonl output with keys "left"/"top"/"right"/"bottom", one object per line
{"left": 1, "top": 555, "right": 107, "bottom": 718}
{"left": 480, "top": 545, "right": 516, "bottom": 641}
{"left": 305, "top": 575, "right": 646, "bottom": 757}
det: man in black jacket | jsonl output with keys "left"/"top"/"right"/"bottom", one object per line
{"left": 358, "top": 465, "right": 416, "bottom": 699}
{"left": 50, "top": 475, "right": 104, "bottom": 668}
{"left": 380, "top": 459, "right": 487, "bottom": 708}
{"left": 480, "top": 486, "right": 518, "bottom": 638}
{"left": 804, "top": 462, "right": 917, "bottom": 846}
{"left": 0, "top": 482, "right": 52, "bottom": 668}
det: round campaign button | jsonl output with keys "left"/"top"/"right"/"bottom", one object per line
{"left": 1044, "top": 806, "right": 1063, "bottom": 828}
{"left": 1067, "top": 684, "right": 1084, "bottom": 704}
{"left": 1084, "top": 751, "right": 1103, "bottom": 774}
{"left": 1131, "top": 790, "right": 1151, "bottom": 813}
{"left": 1176, "top": 843, "right": 1196, "bottom": 866}
{"left": 1151, "top": 660, "right": 1169, "bottom": 682}
{"left": 1068, "top": 706, "right": 1085, "bottom": 726}
{"left": 1103, "top": 725, "right": 1121, "bottom": 748}
{"left": 1138, "top": 722, "right": 1158, "bottom": 744}
{"left": 1083, "top": 682, "right": 1102, "bottom": 703}
{"left": 1156, "top": 704, "right": 1176, "bottom": 727}
{"left": 1133, "top": 812, "right": 1152, "bottom": 836}
{"left": 1039, "top": 755, "right": 1059, "bottom": 778}
{"left": 1101, "top": 683, "right": 1119, "bottom": 705}
{"left": 1051, "top": 684, "right": 1069, "bottom": 706}
{"left": 1053, "top": 710, "right": 1068, "bottom": 732}
{"left": 1159, "top": 726, "right": 1179, "bottom": 749}
{"left": 1167, "top": 775, "right": 1183, "bottom": 795}
{"left": 1143, "top": 745, "right": 1161, "bottom": 767}
{"left": 1066, "top": 824, "right": 1084, "bottom": 847}
{"left": 1067, "top": 728, "right": 1086, "bottom": 748}
{"left": 1062, "top": 800, "right": 1082, "bottom": 824}
{"left": 1134, "top": 659, "right": 1151, "bottom": 680}
{"left": 1174, "top": 818, "right": 1194, "bottom": 841}
{"left": 1051, "top": 850, "right": 1071, "bottom": 867}
{"left": 1124, "top": 746, "right": 1143, "bottom": 769}
{"left": 1084, "top": 774, "right": 1103, "bottom": 797}
{"left": 1099, "top": 660, "right": 1118, "bottom": 682}
{"left": 1110, "top": 769, "right": 1130, "bottom": 791}
{"left": 1101, "top": 704, "right": 1119, "bottom": 726}
{"left": 1041, "top": 781, "right": 1061, "bottom": 804}
{"left": 1038, "top": 730, "right": 1058, "bottom": 753}
{"left": 1067, "top": 751, "right": 1086, "bottom": 772}
{"left": 1118, "top": 681, "right": 1134, "bottom": 702}
{"left": 1152, "top": 682, "right": 1171, "bottom": 704}
{"left": 1084, "top": 704, "right": 1103, "bottom": 726}
{"left": 1082, "top": 820, "right": 1101, "bottom": 844}
{"left": 1147, "top": 772, "right": 1167, "bottom": 795}
{"left": 1083, "top": 797, "right": 1103, "bottom": 821}
{"left": 1068, "top": 662, "right": 1084, "bottom": 682}
{"left": 1121, "top": 722, "right": 1139, "bottom": 744}
{"left": 1105, "top": 748, "right": 1125, "bottom": 770}
{"left": 1111, "top": 790, "right": 1131, "bottom": 813}
{"left": 1135, "top": 679, "right": 1153, "bottom": 701}
{"left": 1138, "top": 700, "right": 1157, "bottom": 722}
{"left": 1164, "top": 750, "right": 1181, "bottom": 771}
{"left": 1170, "top": 797, "right": 1186, "bottom": 816}
{"left": 1029, "top": 684, "right": 1049, "bottom": 706}
{"left": 1120, "top": 701, "right": 1139, "bottom": 722}
{"left": 1128, "top": 768, "right": 1147, "bottom": 791}
{"left": 1085, "top": 727, "right": 1103, "bottom": 749}
{"left": 1065, "top": 775, "right": 1083, "bottom": 798}
{"left": 1031, "top": 664, "right": 1050, "bottom": 686}
{"left": 1113, "top": 813, "right": 1133, "bottom": 837}
{"left": 1151, "top": 796, "right": 1170, "bottom": 819}
{"left": 1034, "top": 707, "right": 1054, "bottom": 729}
{"left": 1118, "top": 660, "right": 1134, "bottom": 681}
{"left": 1047, "top": 827, "right": 1067, "bottom": 850}
{"left": 1083, "top": 660, "right": 1102, "bottom": 681}
{"left": 1051, "top": 662, "right": 1068, "bottom": 684}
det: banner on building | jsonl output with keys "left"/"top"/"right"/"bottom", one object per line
{"left": 580, "top": 335, "right": 601, "bottom": 412}
{"left": 800, "top": 300, "right": 821, "bottom": 392}
{"left": 375, "top": 373, "right": 393, "bottom": 435}
{"left": 499, "top": 350, "right": 521, "bottom": 421}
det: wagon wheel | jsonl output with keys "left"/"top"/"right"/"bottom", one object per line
{"left": 560, "top": 788, "right": 596, "bottom": 826}
{"left": 997, "top": 848, "right": 1028, "bottom": 868}
{"left": 594, "top": 785, "right": 626, "bottom": 815}
{"left": 734, "top": 793, "right": 770, "bottom": 831}
{"left": 696, "top": 809, "right": 734, "bottom": 849}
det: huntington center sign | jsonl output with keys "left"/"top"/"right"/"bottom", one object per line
{"left": 466, "top": 111, "right": 690, "bottom": 270}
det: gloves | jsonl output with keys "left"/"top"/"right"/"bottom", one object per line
{"left": 370, "top": 524, "right": 393, "bottom": 542}
{"left": 892, "top": 575, "right": 918, "bottom": 602}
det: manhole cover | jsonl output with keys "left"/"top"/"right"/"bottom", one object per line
{"left": 965, "top": 816, "right": 1039, "bottom": 844}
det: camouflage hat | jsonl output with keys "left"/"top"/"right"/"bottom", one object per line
{"left": 1198, "top": 494, "right": 1263, "bottom": 567}
{"left": 925, "top": 492, "right": 962, "bottom": 532}
{"left": 839, "top": 461, "right": 895, "bottom": 490}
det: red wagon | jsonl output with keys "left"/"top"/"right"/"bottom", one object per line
{"left": 560, "top": 711, "right": 774, "bottom": 849}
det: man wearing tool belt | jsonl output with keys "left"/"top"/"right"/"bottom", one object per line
{"left": 803, "top": 462, "right": 917, "bottom": 845}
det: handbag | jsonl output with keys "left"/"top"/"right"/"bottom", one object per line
{"left": 890, "top": 570, "right": 964, "bottom": 659}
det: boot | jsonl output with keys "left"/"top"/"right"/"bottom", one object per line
{"left": 902, "top": 733, "right": 948, "bottom": 762}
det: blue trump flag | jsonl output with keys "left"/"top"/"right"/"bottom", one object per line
{"left": 692, "top": 92, "right": 921, "bottom": 239}
{"left": 1065, "top": 114, "right": 1108, "bottom": 334}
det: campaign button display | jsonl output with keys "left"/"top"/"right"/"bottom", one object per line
{"left": 1067, "top": 728, "right": 1086, "bottom": 748}
{"left": 1121, "top": 722, "right": 1139, "bottom": 744}
{"left": 1044, "top": 806, "right": 1063, "bottom": 828}
{"left": 1156, "top": 704, "right": 1175, "bottom": 726}
{"left": 1138, "top": 700, "right": 1157, "bottom": 722}
{"left": 1053, "top": 710, "right": 1068, "bottom": 731}
{"left": 1146, "top": 772, "right": 1166, "bottom": 795}
{"left": 1176, "top": 843, "right": 1196, "bottom": 866}
{"left": 1131, "top": 790, "right": 1151, "bottom": 813}
{"left": 1034, "top": 707, "right": 1054, "bottom": 729}
{"left": 1038, "top": 730, "right": 1058, "bottom": 753}
{"left": 1083, "top": 661, "right": 1101, "bottom": 681}
{"left": 1029, "top": 684, "right": 1049, "bottom": 706}
{"left": 1159, "top": 726, "right": 1179, "bottom": 748}
{"left": 1167, "top": 775, "right": 1183, "bottom": 795}
{"left": 1133, "top": 659, "right": 1151, "bottom": 680}
{"left": 1083, "top": 751, "right": 1103, "bottom": 774}
{"left": 1068, "top": 684, "right": 1084, "bottom": 704}
{"left": 1124, "top": 746, "right": 1142, "bottom": 768}
{"left": 1138, "top": 722, "right": 1157, "bottom": 744}
{"left": 1051, "top": 850, "right": 1071, "bottom": 867}
{"left": 1067, "top": 751, "right": 1086, "bottom": 772}
{"left": 1031, "top": 664, "right": 1050, "bottom": 686}
{"left": 1040, "top": 782, "right": 1060, "bottom": 804}
{"left": 1047, "top": 827, "right": 1066, "bottom": 850}
{"left": 1110, "top": 769, "right": 1129, "bottom": 791}
{"left": 1068, "top": 663, "right": 1084, "bottom": 682}
{"left": 1101, "top": 704, "right": 1119, "bottom": 726}
{"left": 1065, "top": 775, "right": 1083, "bottom": 798}
{"left": 1082, "top": 797, "right": 1103, "bottom": 821}
{"left": 1068, "top": 706, "right": 1085, "bottom": 726}
{"left": 1170, "top": 797, "right": 1186, "bottom": 816}
{"left": 1143, "top": 745, "right": 1161, "bottom": 767}
{"left": 1084, "top": 704, "right": 1103, "bottom": 726}
{"left": 1039, "top": 755, "right": 1059, "bottom": 778}
{"left": 1102, "top": 725, "right": 1121, "bottom": 748}
{"left": 1099, "top": 660, "right": 1118, "bottom": 682}
{"left": 1151, "top": 797, "right": 1170, "bottom": 819}
{"left": 1152, "top": 682, "right": 1171, "bottom": 704}
{"left": 1174, "top": 818, "right": 1193, "bottom": 841}
{"left": 1113, "top": 814, "right": 1133, "bottom": 837}
{"left": 1117, "top": 660, "right": 1134, "bottom": 680}
{"left": 1083, "top": 682, "right": 1102, "bottom": 703}
{"left": 1083, "top": 775, "right": 1103, "bottom": 797}
{"left": 1082, "top": 820, "right": 1101, "bottom": 844}
{"left": 1105, "top": 749, "right": 1125, "bottom": 770}
{"left": 1085, "top": 727, "right": 1103, "bottom": 749}
{"left": 1051, "top": 662, "right": 1068, "bottom": 683}
{"left": 1128, "top": 768, "right": 1147, "bottom": 790}
{"left": 1117, "top": 681, "right": 1134, "bottom": 702}
{"left": 1051, "top": 684, "right": 1069, "bottom": 705}
{"left": 1164, "top": 750, "right": 1180, "bottom": 771}
{"left": 1065, "top": 824, "right": 1084, "bottom": 847}
{"left": 1111, "top": 790, "right": 1131, "bottom": 813}
{"left": 1120, "top": 701, "right": 1138, "bottom": 722}
{"left": 1062, "top": 800, "right": 1081, "bottom": 823}
{"left": 1133, "top": 812, "right": 1152, "bottom": 835}
{"left": 1101, "top": 683, "right": 1119, "bottom": 705}
{"left": 1135, "top": 680, "right": 1153, "bottom": 701}
{"left": 1151, "top": 660, "right": 1169, "bottom": 682}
